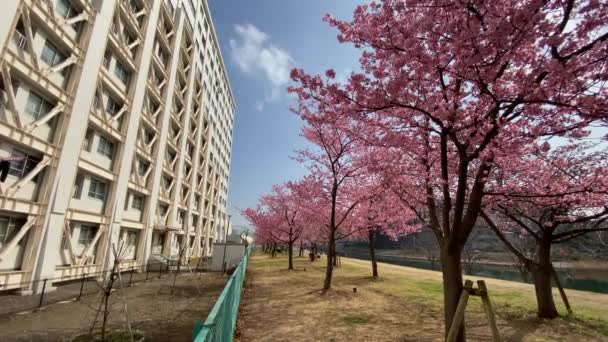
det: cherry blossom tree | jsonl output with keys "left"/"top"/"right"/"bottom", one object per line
{"left": 481, "top": 142, "right": 608, "bottom": 318}
{"left": 291, "top": 1, "right": 607, "bottom": 339}
{"left": 243, "top": 182, "right": 307, "bottom": 270}
{"left": 242, "top": 205, "right": 280, "bottom": 257}
{"left": 289, "top": 81, "right": 371, "bottom": 290}
{"left": 348, "top": 167, "right": 420, "bottom": 278}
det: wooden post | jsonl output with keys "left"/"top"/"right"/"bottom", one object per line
{"left": 551, "top": 266, "right": 573, "bottom": 315}
{"left": 446, "top": 280, "right": 473, "bottom": 342}
{"left": 477, "top": 280, "right": 501, "bottom": 342}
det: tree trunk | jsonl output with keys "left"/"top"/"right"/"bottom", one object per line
{"left": 323, "top": 229, "right": 336, "bottom": 290}
{"left": 441, "top": 246, "right": 465, "bottom": 342}
{"left": 531, "top": 240, "right": 558, "bottom": 318}
{"left": 288, "top": 242, "right": 294, "bottom": 270}
{"left": 271, "top": 242, "right": 277, "bottom": 258}
{"left": 368, "top": 230, "right": 378, "bottom": 279}
{"left": 299, "top": 241, "right": 304, "bottom": 257}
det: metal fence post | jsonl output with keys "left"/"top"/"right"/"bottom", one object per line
{"left": 78, "top": 273, "right": 87, "bottom": 300}
{"left": 38, "top": 279, "right": 48, "bottom": 308}
{"left": 146, "top": 264, "right": 150, "bottom": 280}
{"left": 129, "top": 266, "right": 134, "bottom": 286}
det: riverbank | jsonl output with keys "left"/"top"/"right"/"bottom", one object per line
{"left": 236, "top": 254, "right": 608, "bottom": 341}
{"left": 342, "top": 247, "right": 608, "bottom": 270}
{"left": 340, "top": 248, "right": 608, "bottom": 294}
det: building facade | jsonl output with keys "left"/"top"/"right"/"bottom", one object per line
{"left": 0, "top": 0, "right": 235, "bottom": 293}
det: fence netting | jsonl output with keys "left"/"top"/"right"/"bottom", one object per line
{"left": 193, "top": 247, "right": 251, "bottom": 342}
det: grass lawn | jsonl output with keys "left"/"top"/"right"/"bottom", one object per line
{"left": 236, "top": 253, "right": 608, "bottom": 342}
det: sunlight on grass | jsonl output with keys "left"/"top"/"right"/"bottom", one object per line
{"left": 247, "top": 256, "right": 608, "bottom": 336}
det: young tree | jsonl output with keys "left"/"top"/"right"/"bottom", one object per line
{"left": 350, "top": 172, "right": 418, "bottom": 278}
{"left": 291, "top": 1, "right": 606, "bottom": 339}
{"left": 482, "top": 143, "right": 608, "bottom": 318}
{"left": 288, "top": 87, "right": 369, "bottom": 290}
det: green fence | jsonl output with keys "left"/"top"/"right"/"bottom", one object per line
{"left": 193, "top": 246, "right": 252, "bottom": 342}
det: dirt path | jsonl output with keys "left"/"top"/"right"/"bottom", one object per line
{"left": 0, "top": 273, "right": 226, "bottom": 341}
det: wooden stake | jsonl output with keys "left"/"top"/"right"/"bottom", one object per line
{"left": 113, "top": 244, "right": 134, "bottom": 342}
{"left": 447, "top": 280, "right": 472, "bottom": 342}
{"left": 477, "top": 280, "right": 501, "bottom": 342}
{"left": 551, "top": 265, "right": 573, "bottom": 315}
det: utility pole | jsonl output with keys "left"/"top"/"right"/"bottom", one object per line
{"left": 221, "top": 214, "right": 231, "bottom": 273}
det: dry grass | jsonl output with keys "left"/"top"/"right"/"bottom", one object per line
{"left": 236, "top": 254, "right": 608, "bottom": 342}
{"left": 0, "top": 273, "right": 226, "bottom": 342}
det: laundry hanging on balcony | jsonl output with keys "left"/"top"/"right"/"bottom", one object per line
{"left": 0, "top": 156, "right": 25, "bottom": 182}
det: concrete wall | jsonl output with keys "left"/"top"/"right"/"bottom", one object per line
{"left": 211, "top": 243, "right": 244, "bottom": 271}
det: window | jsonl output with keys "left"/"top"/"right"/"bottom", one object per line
{"left": 143, "top": 129, "right": 154, "bottom": 145}
{"left": 93, "top": 93, "right": 100, "bottom": 109}
{"left": 147, "top": 98, "right": 159, "bottom": 114}
{"left": 78, "top": 225, "right": 96, "bottom": 245}
{"left": 159, "top": 205, "right": 168, "bottom": 216}
{"left": 187, "top": 144, "right": 194, "bottom": 159}
{"left": 137, "top": 160, "right": 149, "bottom": 176}
{"left": 73, "top": 173, "right": 84, "bottom": 199}
{"left": 56, "top": 0, "right": 74, "bottom": 19}
{"left": 166, "top": 149, "right": 176, "bottom": 163}
{"left": 162, "top": 176, "right": 172, "bottom": 190}
{"left": 121, "top": 29, "right": 132, "bottom": 45}
{"left": 114, "top": 61, "right": 130, "bottom": 85}
{"left": 0, "top": 216, "right": 26, "bottom": 245}
{"left": 97, "top": 135, "right": 114, "bottom": 158}
{"left": 105, "top": 95, "right": 120, "bottom": 115}
{"left": 132, "top": 194, "right": 144, "bottom": 210}
{"left": 8, "top": 149, "right": 42, "bottom": 182}
{"left": 88, "top": 178, "right": 107, "bottom": 200}
{"left": 127, "top": 230, "right": 138, "bottom": 246}
{"left": 25, "top": 92, "right": 52, "bottom": 120}
{"left": 83, "top": 128, "right": 93, "bottom": 151}
{"left": 41, "top": 41, "right": 66, "bottom": 68}
{"left": 181, "top": 187, "right": 188, "bottom": 199}
{"left": 13, "top": 23, "right": 27, "bottom": 49}
{"left": 103, "top": 50, "right": 111, "bottom": 69}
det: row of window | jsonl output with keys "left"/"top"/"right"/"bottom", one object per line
{"left": 103, "top": 50, "right": 131, "bottom": 86}
{"left": 83, "top": 129, "right": 115, "bottom": 160}
{"left": 72, "top": 172, "right": 147, "bottom": 213}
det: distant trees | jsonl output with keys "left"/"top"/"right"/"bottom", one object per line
{"left": 243, "top": 182, "right": 307, "bottom": 270}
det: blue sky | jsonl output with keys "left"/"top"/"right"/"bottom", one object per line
{"left": 207, "top": 1, "right": 364, "bottom": 230}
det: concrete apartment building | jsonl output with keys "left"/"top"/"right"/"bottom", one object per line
{"left": 0, "top": 0, "right": 235, "bottom": 294}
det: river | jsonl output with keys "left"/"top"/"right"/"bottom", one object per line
{"left": 341, "top": 250, "right": 608, "bottom": 294}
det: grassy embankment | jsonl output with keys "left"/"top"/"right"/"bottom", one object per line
{"left": 236, "top": 253, "right": 608, "bottom": 342}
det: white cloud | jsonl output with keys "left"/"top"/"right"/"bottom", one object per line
{"left": 255, "top": 101, "right": 264, "bottom": 112}
{"left": 229, "top": 23, "right": 294, "bottom": 111}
